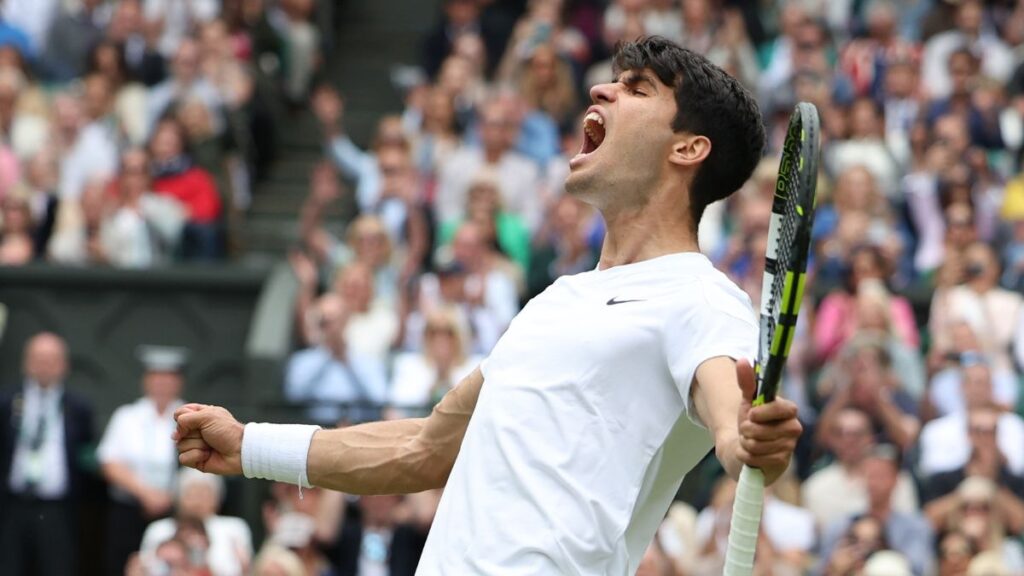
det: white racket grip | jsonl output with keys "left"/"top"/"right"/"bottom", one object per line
{"left": 723, "top": 465, "right": 765, "bottom": 576}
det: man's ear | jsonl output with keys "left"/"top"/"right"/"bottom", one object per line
{"left": 669, "top": 134, "right": 711, "bottom": 168}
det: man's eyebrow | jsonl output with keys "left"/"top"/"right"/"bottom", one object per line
{"left": 616, "top": 71, "right": 659, "bottom": 92}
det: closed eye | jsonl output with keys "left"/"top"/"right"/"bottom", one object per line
{"left": 614, "top": 71, "right": 657, "bottom": 97}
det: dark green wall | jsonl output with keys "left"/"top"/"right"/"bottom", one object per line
{"left": 0, "top": 264, "right": 286, "bottom": 429}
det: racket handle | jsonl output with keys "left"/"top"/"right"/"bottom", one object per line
{"left": 723, "top": 465, "right": 765, "bottom": 576}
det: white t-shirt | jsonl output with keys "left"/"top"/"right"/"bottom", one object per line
{"left": 918, "top": 411, "right": 1024, "bottom": 476}
{"left": 141, "top": 515, "right": 253, "bottom": 576}
{"left": 416, "top": 252, "right": 758, "bottom": 575}
{"left": 98, "top": 397, "right": 182, "bottom": 502}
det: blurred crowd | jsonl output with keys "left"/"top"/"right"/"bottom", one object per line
{"left": 0, "top": 0, "right": 323, "bottom": 266}
{"left": 6, "top": 0, "right": 1024, "bottom": 574}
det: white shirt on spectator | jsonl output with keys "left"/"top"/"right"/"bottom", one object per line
{"left": 8, "top": 381, "right": 67, "bottom": 499}
{"left": 146, "top": 77, "right": 223, "bottom": 136}
{"left": 918, "top": 411, "right": 1024, "bottom": 475}
{"left": 2, "top": 0, "right": 59, "bottom": 52}
{"left": 345, "top": 302, "right": 399, "bottom": 364}
{"left": 143, "top": 0, "right": 220, "bottom": 58}
{"left": 826, "top": 139, "right": 902, "bottom": 199}
{"left": 141, "top": 515, "right": 252, "bottom": 576}
{"left": 408, "top": 272, "right": 519, "bottom": 355}
{"left": 388, "top": 352, "right": 482, "bottom": 410}
{"left": 97, "top": 397, "right": 182, "bottom": 502}
{"left": 104, "top": 207, "right": 156, "bottom": 268}
{"left": 921, "top": 30, "right": 1014, "bottom": 99}
{"left": 436, "top": 146, "right": 542, "bottom": 231}
{"left": 697, "top": 497, "right": 816, "bottom": 555}
{"left": 928, "top": 366, "right": 1020, "bottom": 417}
{"left": 59, "top": 120, "right": 118, "bottom": 200}
{"left": 802, "top": 463, "right": 919, "bottom": 529}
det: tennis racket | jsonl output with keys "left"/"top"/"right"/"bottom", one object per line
{"left": 722, "top": 102, "right": 820, "bottom": 576}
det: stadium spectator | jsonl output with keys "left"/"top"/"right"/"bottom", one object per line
{"left": 918, "top": 362, "right": 1024, "bottom": 476}
{"left": 275, "top": 0, "right": 319, "bottom": 104}
{"left": 403, "top": 85, "right": 462, "bottom": 183}
{"left": 260, "top": 482, "right": 347, "bottom": 574}
{"left": 0, "top": 332, "right": 95, "bottom": 576}
{"left": 47, "top": 176, "right": 120, "bottom": 265}
{"left": 815, "top": 338, "right": 921, "bottom": 451}
{"left": 922, "top": 407, "right": 1024, "bottom": 528}
{"left": 693, "top": 476, "right": 814, "bottom": 575}
{"left": 104, "top": 0, "right": 167, "bottom": 87}
{"left": 421, "top": 0, "right": 508, "bottom": 80}
{"left": 437, "top": 170, "right": 531, "bottom": 280}
{"left": 924, "top": 476, "right": 1024, "bottom": 572}
{"left": 838, "top": 0, "right": 918, "bottom": 101}
{"left": 818, "top": 445, "right": 934, "bottom": 575}
{"left": 526, "top": 194, "right": 598, "bottom": 300}
{"left": 0, "top": 193, "right": 34, "bottom": 265}
{"left": 929, "top": 242, "right": 1023, "bottom": 375}
{"left": 99, "top": 345, "right": 189, "bottom": 574}
{"left": 802, "top": 407, "right": 919, "bottom": 530}
{"left": 315, "top": 87, "right": 431, "bottom": 259}
{"left": 927, "top": 322, "right": 1019, "bottom": 418}
{"left": 148, "top": 38, "right": 224, "bottom": 137}
{"left": 252, "top": 545, "right": 306, "bottom": 576}
{"left": 87, "top": 39, "right": 150, "bottom": 147}
{"left": 813, "top": 243, "right": 919, "bottom": 363}
{"left": 20, "top": 148, "right": 60, "bottom": 256}
{"left": 406, "top": 221, "right": 518, "bottom": 354}
{"left": 107, "top": 148, "right": 188, "bottom": 267}
{"left": 56, "top": 86, "right": 118, "bottom": 202}
{"left": 389, "top": 306, "right": 482, "bottom": 415}
{"left": 285, "top": 292, "right": 388, "bottom": 425}
{"left": 149, "top": 116, "right": 224, "bottom": 260}
{"left": 436, "top": 98, "right": 543, "bottom": 231}
{"left": 40, "top": 0, "right": 105, "bottom": 83}
{"left": 140, "top": 468, "right": 253, "bottom": 576}
{"left": 921, "top": 0, "right": 1013, "bottom": 100}
{"left": 509, "top": 43, "right": 579, "bottom": 129}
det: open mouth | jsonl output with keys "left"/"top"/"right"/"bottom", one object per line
{"left": 580, "top": 111, "right": 605, "bottom": 155}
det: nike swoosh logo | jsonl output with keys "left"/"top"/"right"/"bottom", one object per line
{"left": 606, "top": 297, "right": 646, "bottom": 306}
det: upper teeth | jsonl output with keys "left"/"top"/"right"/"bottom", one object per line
{"left": 584, "top": 112, "right": 604, "bottom": 126}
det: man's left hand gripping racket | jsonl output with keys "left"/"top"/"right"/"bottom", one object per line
{"left": 722, "top": 102, "right": 820, "bottom": 576}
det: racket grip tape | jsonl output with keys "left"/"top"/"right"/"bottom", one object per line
{"left": 723, "top": 465, "right": 765, "bottom": 576}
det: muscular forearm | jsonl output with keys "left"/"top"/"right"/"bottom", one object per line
{"left": 308, "top": 367, "right": 483, "bottom": 495}
{"left": 307, "top": 418, "right": 439, "bottom": 494}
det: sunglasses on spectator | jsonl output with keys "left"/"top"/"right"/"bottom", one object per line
{"left": 426, "top": 326, "right": 456, "bottom": 337}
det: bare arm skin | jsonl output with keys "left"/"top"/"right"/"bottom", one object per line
{"left": 174, "top": 368, "right": 484, "bottom": 495}
{"left": 307, "top": 367, "right": 483, "bottom": 494}
{"left": 692, "top": 356, "right": 803, "bottom": 485}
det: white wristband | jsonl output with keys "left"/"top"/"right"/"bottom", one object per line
{"left": 241, "top": 423, "right": 321, "bottom": 488}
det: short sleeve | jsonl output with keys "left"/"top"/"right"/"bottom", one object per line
{"left": 663, "top": 278, "right": 758, "bottom": 428}
{"left": 96, "top": 406, "right": 129, "bottom": 464}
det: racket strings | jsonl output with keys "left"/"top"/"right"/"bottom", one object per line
{"left": 764, "top": 134, "right": 803, "bottom": 347}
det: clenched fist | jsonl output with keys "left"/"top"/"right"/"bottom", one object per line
{"left": 172, "top": 404, "right": 245, "bottom": 476}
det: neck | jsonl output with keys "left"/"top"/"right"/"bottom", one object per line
{"left": 596, "top": 187, "right": 699, "bottom": 269}
{"left": 869, "top": 500, "right": 890, "bottom": 520}
{"left": 483, "top": 147, "right": 503, "bottom": 164}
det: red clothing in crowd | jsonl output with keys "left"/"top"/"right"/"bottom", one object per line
{"left": 152, "top": 167, "right": 222, "bottom": 223}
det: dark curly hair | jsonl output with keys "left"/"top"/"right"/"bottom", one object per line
{"left": 613, "top": 36, "right": 766, "bottom": 230}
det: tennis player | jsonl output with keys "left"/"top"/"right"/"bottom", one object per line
{"left": 173, "top": 36, "right": 802, "bottom": 574}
